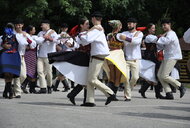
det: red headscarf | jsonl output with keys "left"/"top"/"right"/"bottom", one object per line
{"left": 69, "top": 25, "right": 79, "bottom": 37}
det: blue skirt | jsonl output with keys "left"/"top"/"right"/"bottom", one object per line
{"left": 0, "top": 51, "right": 21, "bottom": 78}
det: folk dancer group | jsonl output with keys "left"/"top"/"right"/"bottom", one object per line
{"left": 0, "top": 12, "right": 187, "bottom": 107}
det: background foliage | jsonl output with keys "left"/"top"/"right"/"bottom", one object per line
{"left": 0, "top": 0, "right": 189, "bottom": 36}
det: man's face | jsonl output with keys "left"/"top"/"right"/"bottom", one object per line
{"left": 15, "top": 24, "right": 24, "bottom": 30}
{"left": 41, "top": 23, "right": 49, "bottom": 31}
{"left": 91, "top": 17, "right": 96, "bottom": 25}
{"left": 127, "top": 22, "right": 136, "bottom": 31}
{"left": 162, "top": 23, "right": 171, "bottom": 32}
{"left": 148, "top": 25, "right": 156, "bottom": 34}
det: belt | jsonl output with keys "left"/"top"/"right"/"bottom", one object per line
{"left": 91, "top": 56, "right": 105, "bottom": 61}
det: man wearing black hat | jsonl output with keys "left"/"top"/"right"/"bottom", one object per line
{"left": 156, "top": 19, "right": 186, "bottom": 99}
{"left": 78, "top": 12, "right": 115, "bottom": 107}
{"left": 36, "top": 20, "right": 59, "bottom": 94}
{"left": 118, "top": 18, "right": 143, "bottom": 101}
{"left": 13, "top": 19, "right": 36, "bottom": 98}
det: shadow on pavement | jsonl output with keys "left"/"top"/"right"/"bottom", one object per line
{"left": 117, "top": 112, "right": 190, "bottom": 121}
{"left": 18, "top": 101, "right": 74, "bottom": 107}
{"left": 157, "top": 106, "right": 190, "bottom": 113}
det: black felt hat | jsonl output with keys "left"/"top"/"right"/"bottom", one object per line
{"left": 161, "top": 19, "right": 171, "bottom": 24}
{"left": 127, "top": 18, "right": 138, "bottom": 23}
{"left": 91, "top": 11, "right": 103, "bottom": 18}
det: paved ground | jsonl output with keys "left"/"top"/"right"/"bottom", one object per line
{"left": 0, "top": 79, "right": 190, "bottom": 128}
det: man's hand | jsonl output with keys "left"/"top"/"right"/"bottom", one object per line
{"left": 119, "top": 34, "right": 126, "bottom": 40}
{"left": 2, "top": 43, "right": 12, "bottom": 49}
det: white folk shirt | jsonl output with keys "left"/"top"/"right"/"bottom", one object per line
{"left": 16, "top": 32, "right": 36, "bottom": 56}
{"left": 37, "top": 29, "right": 58, "bottom": 58}
{"left": 183, "top": 28, "right": 190, "bottom": 43}
{"left": 78, "top": 25, "right": 109, "bottom": 56}
{"left": 0, "top": 35, "right": 2, "bottom": 50}
{"left": 157, "top": 30, "right": 182, "bottom": 60}
{"left": 119, "top": 31, "right": 143, "bottom": 60}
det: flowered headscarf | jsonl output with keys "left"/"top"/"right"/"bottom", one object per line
{"left": 108, "top": 20, "right": 122, "bottom": 29}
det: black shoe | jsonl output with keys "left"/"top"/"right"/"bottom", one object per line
{"left": 47, "top": 87, "right": 52, "bottom": 94}
{"left": 165, "top": 92, "right": 174, "bottom": 100}
{"left": 15, "top": 95, "right": 21, "bottom": 98}
{"left": 139, "top": 91, "right": 147, "bottom": 98}
{"left": 37, "top": 88, "right": 47, "bottom": 94}
{"left": 155, "top": 94, "right": 166, "bottom": 99}
{"left": 29, "top": 88, "right": 37, "bottom": 94}
{"left": 124, "top": 98, "right": 131, "bottom": 101}
{"left": 21, "top": 86, "right": 28, "bottom": 94}
{"left": 179, "top": 85, "right": 186, "bottom": 98}
{"left": 139, "top": 81, "right": 150, "bottom": 98}
{"left": 53, "top": 80, "right": 60, "bottom": 91}
{"left": 29, "top": 81, "right": 37, "bottom": 94}
{"left": 3, "top": 91, "right": 8, "bottom": 98}
{"left": 105, "top": 94, "right": 115, "bottom": 105}
{"left": 113, "top": 97, "right": 119, "bottom": 101}
{"left": 80, "top": 103, "right": 96, "bottom": 107}
{"left": 6, "top": 82, "right": 13, "bottom": 99}
{"left": 67, "top": 94, "right": 76, "bottom": 105}
{"left": 62, "top": 79, "right": 70, "bottom": 92}
{"left": 3, "top": 84, "right": 8, "bottom": 98}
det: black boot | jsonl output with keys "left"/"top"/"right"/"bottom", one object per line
{"left": 21, "top": 79, "right": 29, "bottom": 94}
{"left": 37, "top": 88, "right": 47, "bottom": 94}
{"left": 67, "top": 84, "right": 83, "bottom": 105}
{"left": 6, "top": 82, "right": 13, "bottom": 99}
{"left": 83, "top": 88, "right": 87, "bottom": 104}
{"left": 47, "top": 86, "right": 52, "bottom": 94}
{"left": 29, "top": 81, "right": 37, "bottom": 94}
{"left": 138, "top": 81, "right": 150, "bottom": 98}
{"left": 107, "top": 82, "right": 118, "bottom": 101}
{"left": 154, "top": 84, "right": 165, "bottom": 99}
{"left": 165, "top": 92, "right": 174, "bottom": 100}
{"left": 53, "top": 80, "right": 60, "bottom": 91}
{"left": 71, "top": 81, "right": 75, "bottom": 88}
{"left": 169, "top": 84, "right": 176, "bottom": 93}
{"left": 62, "top": 79, "right": 70, "bottom": 92}
{"left": 150, "top": 85, "right": 154, "bottom": 90}
{"left": 3, "top": 83, "right": 9, "bottom": 98}
{"left": 105, "top": 93, "right": 116, "bottom": 105}
{"left": 179, "top": 84, "right": 186, "bottom": 98}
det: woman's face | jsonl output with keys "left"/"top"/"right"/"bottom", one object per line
{"left": 118, "top": 24, "right": 122, "bottom": 31}
{"left": 148, "top": 25, "right": 156, "bottom": 34}
{"left": 81, "top": 20, "right": 90, "bottom": 31}
{"left": 30, "top": 27, "right": 36, "bottom": 35}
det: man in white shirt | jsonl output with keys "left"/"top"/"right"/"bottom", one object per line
{"left": 14, "top": 19, "right": 36, "bottom": 98}
{"left": 78, "top": 12, "right": 115, "bottom": 107}
{"left": 36, "top": 20, "right": 58, "bottom": 94}
{"left": 156, "top": 19, "right": 186, "bottom": 99}
{"left": 118, "top": 18, "right": 143, "bottom": 101}
{"left": 183, "top": 28, "right": 190, "bottom": 43}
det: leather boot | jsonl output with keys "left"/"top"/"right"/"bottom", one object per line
{"left": 62, "top": 79, "right": 70, "bottom": 92}
{"left": 53, "top": 80, "right": 60, "bottom": 91}
{"left": 21, "top": 79, "right": 29, "bottom": 94}
{"left": 83, "top": 88, "right": 87, "bottom": 104}
{"left": 107, "top": 82, "right": 118, "bottom": 101}
{"left": 6, "top": 82, "right": 13, "bottom": 99}
{"left": 178, "top": 84, "right": 186, "bottom": 98}
{"left": 169, "top": 84, "right": 176, "bottom": 93}
{"left": 29, "top": 81, "right": 37, "bottom": 94}
{"left": 154, "top": 84, "right": 165, "bottom": 99}
{"left": 67, "top": 84, "right": 83, "bottom": 105}
{"left": 3, "top": 83, "right": 9, "bottom": 98}
{"left": 165, "top": 92, "right": 174, "bottom": 100}
{"left": 138, "top": 81, "right": 150, "bottom": 98}
{"left": 37, "top": 88, "right": 47, "bottom": 94}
